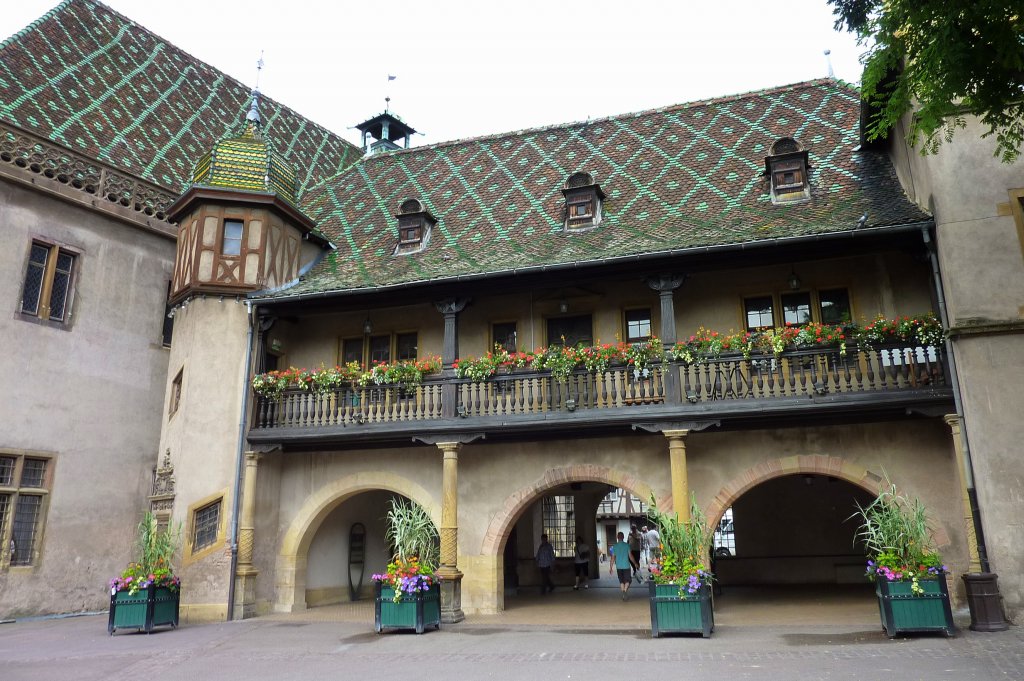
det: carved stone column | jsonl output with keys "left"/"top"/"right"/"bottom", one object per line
{"left": 663, "top": 429, "right": 690, "bottom": 520}
{"left": 435, "top": 441, "right": 465, "bottom": 623}
{"left": 233, "top": 451, "right": 261, "bottom": 620}
{"left": 646, "top": 274, "right": 684, "bottom": 346}
{"left": 944, "top": 414, "right": 982, "bottom": 573}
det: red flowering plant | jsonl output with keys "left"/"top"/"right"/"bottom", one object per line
{"left": 372, "top": 498, "right": 440, "bottom": 603}
{"left": 454, "top": 351, "right": 499, "bottom": 382}
{"left": 359, "top": 356, "right": 442, "bottom": 387}
{"left": 251, "top": 363, "right": 362, "bottom": 400}
{"left": 856, "top": 313, "right": 944, "bottom": 349}
{"left": 646, "top": 496, "right": 714, "bottom": 598}
{"left": 669, "top": 327, "right": 730, "bottom": 364}
{"left": 110, "top": 512, "right": 181, "bottom": 596}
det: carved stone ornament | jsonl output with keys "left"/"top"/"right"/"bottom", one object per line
{"left": 434, "top": 297, "right": 470, "bottom": 315}
{"left": 150, "top": 449, "right": 176, "bottom": 497}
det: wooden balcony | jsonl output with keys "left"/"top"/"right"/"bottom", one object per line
{"left": 248, "top": 345, "right": 954, "bottom": 448}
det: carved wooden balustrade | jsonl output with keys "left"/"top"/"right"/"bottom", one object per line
{"left": 251, "top": 344, "right": 949, "bottom": 433}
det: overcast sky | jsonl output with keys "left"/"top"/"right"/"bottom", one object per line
{"left": 1, "top": 1, "right": 868, "bottom": 147}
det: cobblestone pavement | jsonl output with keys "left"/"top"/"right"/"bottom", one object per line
{"left": 2, "top": 586, "right": 1020, "bottom": 681}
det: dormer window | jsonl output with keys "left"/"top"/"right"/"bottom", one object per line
{"left": 765, "top": 138, "right": 811, "bottom": 204}
{"left": 393, "top": 198, "right": 435, "bottom": 255}
{"left": 562, "top": 172, "right": 605, "bottom": 231}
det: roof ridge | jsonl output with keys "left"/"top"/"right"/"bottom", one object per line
{"left": 354, "top": 78, "right": 858, "bottom": 159}
{"left": 0, "top": 0, "right": 74, "bottom": 51}
{"left": 4, "top": 0, "right": 361, "bottom": 160}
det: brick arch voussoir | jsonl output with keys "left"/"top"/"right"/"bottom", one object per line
{"left": 479, "top": 465, "right": 656, "bottom": 555}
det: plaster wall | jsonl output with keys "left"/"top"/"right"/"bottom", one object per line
{"left": 0, "top": 179, "right": 174, "bottom": 618}
{"left": 887, "top": 114, "right": 1024, "bottom": 619}
{"left": 158, "top": 296, "right": 251, "bottom": 617}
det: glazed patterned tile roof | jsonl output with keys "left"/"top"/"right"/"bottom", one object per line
{"left": 275, "top": 79, "right": 930, "bottom": 297}
{"left": 0, "top": 0, "right": 362, "bottom": 196}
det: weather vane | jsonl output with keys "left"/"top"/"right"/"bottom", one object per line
{"left": 255, "top": 51, "right": 265, "bottom": 90}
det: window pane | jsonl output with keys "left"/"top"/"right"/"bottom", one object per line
{"left": 19, "top": 459, "right": 46, "bottom": 488}
{"left": 162, "top": 281, "right": 174, "bottom": 348}
{"left": 819, "top": 288, "right": 851, "bottom": 325}
{"left": 0, "top": 494, "right": 9, "bottom": 542}
{"left": 222, "top": 219, "right": 243, "bottom": 256}
{"left": 11, "top": 494, "right": 41, "bottom": 565}
{"left": 369, "top": 335, "right": 391, "bottom": 364}
{"left": 547, "top": 314, "right": 592, "bottom": 347}
{"left": 21, "top": 244, "right": 49, "bottom": 315}
{"left": 744, "top": 296, "right": 774, "bottom": 331}
{"left": 625, "top": 308, "right": 652, "bottom": 342}
{"left": 193, "top": 500, "right": 221, "bottom": 550}
{"left": 542, "top": 495, "right": 575, "bottom": 558}
{"left": 396, "top": 332, "right": 418, "bottom": 361}
{"left": 47, "top": 251, "right": 74, "bottom": 322}
{"left": 342, "top": 338, "right": 364, "bottom": 366}
{"left": 0, "top": 457, "right": 14, "bottom": 486}
{"left": 492, "top": 322, "right": 517, "bottom": 353}
{"left": 781, "top": 292, "right": 812, "bottom": 326}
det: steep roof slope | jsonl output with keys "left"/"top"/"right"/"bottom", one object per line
{"left": 284, "top": 79, "right": 929, "bottom": 296}
{"left": 0, "top": 0, "right": 361, "bottom": 196}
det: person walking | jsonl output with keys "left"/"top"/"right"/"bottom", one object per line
{"left": 645, "top": 524, "right": 661, "bottom": 565}
{"left": 609, "top": 531, "right": 639, "bottom": 600}
{"left": 536, "top": 533, "right": 556, "bottom": 595}
{"left": 627, "top": 524, "right": 643, "bottom": 583}
{"left": 573, "top": 535, "right": 591, "bottom": 590}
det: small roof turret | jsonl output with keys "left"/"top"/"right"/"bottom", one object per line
{"left": 355, "top": 99, "right": 417, "bottom": 154}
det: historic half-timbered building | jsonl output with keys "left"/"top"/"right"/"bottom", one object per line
{"left": 1, "top": 0, "right": 1021, "bottom": 624}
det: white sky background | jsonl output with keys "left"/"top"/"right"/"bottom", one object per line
{"left": 1, "top": 0, "right": 868, "bottom": 147}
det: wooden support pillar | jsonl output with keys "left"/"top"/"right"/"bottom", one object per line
{"left": 233, "top": 451, "right": 261, "bottom": 620}
{"left": 435, "top": 441, "right": 465, "bottom": 623}
{"left": 944, "top": 414, "right": 982, "bottom": 574}
{"left": 434, "top": 298, "right": 470, "bottom": 372}
{"left": 663, "top": 429, "right": 690, "bottom": 520}
{"left": 646, "top": 273, "right": 685, "bottom": 347}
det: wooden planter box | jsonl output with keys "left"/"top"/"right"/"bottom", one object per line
{"left": 876, "top": 578, "right": 954, "bottom": 638}
{"left": 649, "top": 582, "right": 714, "bottom": 638}
{"left": 374, "top": 582, "right": 441, "bottom": 634}
{"left": 108, "top": 584, "right": 180, "bottom": 635}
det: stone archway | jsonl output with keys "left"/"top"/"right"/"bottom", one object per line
{"left": 274, "top": 472, "right": 440, "bottom": 613}
{"left": 705, "top": 453, "right": 951, "bottom": 551}
{"left": 472, "top": 464, "right": 656, "bottom": 613}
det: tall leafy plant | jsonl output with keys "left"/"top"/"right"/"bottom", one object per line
{"left": 385, "top": 497, "right": 439, "bottom": 572}
{"left": 647, "top": 495, "right": 713, "bottom": 595}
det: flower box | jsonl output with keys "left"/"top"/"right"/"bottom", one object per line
{"left": 108, "top": 584, "right": 180, "bottom": 635}
{"left": 648, "top": 582, "right": 714, "bottom": 638}
{"left": 875, "top": 578, "right": 954, "bottom": 637}
{"left": 374, "top": 582, "right": 441, "bottom": 634}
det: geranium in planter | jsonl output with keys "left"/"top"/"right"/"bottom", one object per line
{"left": 646, "top": 497, "right": 715, "bottom": 638}
{"left": 372, "top": 498, "right": 441, "bottom": 634}
{"left": 852, "top": 482, "right": 954, "bottom": 637}
{"left": 108, "top": 512, "right": 181, "bottom": 635}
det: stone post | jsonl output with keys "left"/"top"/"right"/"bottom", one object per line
{"left": 435, "top": 441, "right": 465, "bottom": 623}
{"left": 663, "top": 429, "right": 690, "bottom": 520}
{"left": 233, "top": 451, "right": 261, "bottom": 620}
{"left": 943, "top": 414, "right": 982, "bottom": 573}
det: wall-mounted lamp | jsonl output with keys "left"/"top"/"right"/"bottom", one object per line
{"left": 559, "top": 300, "right": 569, "bottom": 314}
{"left": 566, "top": 398, "right": 577, "bottom": 412}
{"left": 363, "top": 318, "right": 373, "bottom": 335}
{"left": 787, "top": 268, "right": 802, "bottom": 291}
{"left": 456, "top": 404, "right": 468, "bottom": 418}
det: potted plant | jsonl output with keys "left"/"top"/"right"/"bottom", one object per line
{"left": 108, "top": 512, "right": 181, "bottom": 635}
{"left": 852, "top": 482, "right": 954, "bottom": 637}
{"left": 646, "top": 496, "right": 715, "bottom": 638}
{"left": 372, "top": 497, "right": 441, "bottom": 634}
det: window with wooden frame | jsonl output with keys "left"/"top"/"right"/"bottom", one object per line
{"left": 169, "top": 367, "right": 183, "bottom": 416}
{"left": 0, "top": 451, "right": 53, "bottom": 569}
{"left": 492, "top": 321, "right": 518, "bottom": 353}
{"left": 221, "top": 218, "right": 244, "bottom": 256}
{"left": 393, "top": 199, "right": 435, "bottom": 254}
{"left": 624, "top": 308, "right": 652, "bottom": 343}
{"left": 765, "top": 138, "right": 811, "bottom": 204}
{"left": 547, "top": 314, "right": 593, "bottom": 348}
{"left": 20, "top": 240, "right": 77, "bottom": 325}
{"left": 744, "top": 288, "right": 851, "bottom": 331}
{"left": 341, "top": 332, "right": 420, "bottom": 368}
{"left": 563, "top": 172, "right": 605, "bottom": 230}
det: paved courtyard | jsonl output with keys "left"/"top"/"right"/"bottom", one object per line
{"left": 3, "top": 582, "right": 1021, "bottom": 681}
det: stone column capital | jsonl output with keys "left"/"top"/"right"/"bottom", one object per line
{"left": 433, "top": 297, "right": 470, "bottom": 316}
{"left": 943, "top": 413, "right": 963, "bottom": 432}
{"left": 436, "top": 441, "right": 462, "bottom": 458}
{"left": 646, "top": 273, "right": 685, "bottom": 293}
{"left": 663, "top": 429, "right": 691, "bottom": 440}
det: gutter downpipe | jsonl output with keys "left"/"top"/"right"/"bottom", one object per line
{"left": 226, "top": 299, "right": 257, "bottom": 620}
{"left": 922, "top": 226, "right": 990, "bottom": 572}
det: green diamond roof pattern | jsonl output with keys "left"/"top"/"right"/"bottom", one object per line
{"left": 0, "top": 0, "right": 361, "bottom": 195}
{"left": 272, "top": 80, "right": 929, "bottom": 297}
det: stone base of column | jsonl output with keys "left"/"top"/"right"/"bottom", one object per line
{"left": 436, "top": 567, "right": 465, "bottom": 623}
{"left": 233, "top": 566, "right": 259, "bottom": 621}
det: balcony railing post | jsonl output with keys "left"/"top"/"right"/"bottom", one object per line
{"left": 441, "top": 380, "right": 458, "bottom": 420}
{"left": 661, "top": 361, "right": 681, "bottom": 404}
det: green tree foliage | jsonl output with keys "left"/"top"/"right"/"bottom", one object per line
{"left": 829, "top": 0, "right": 1024, "bottom": 162}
